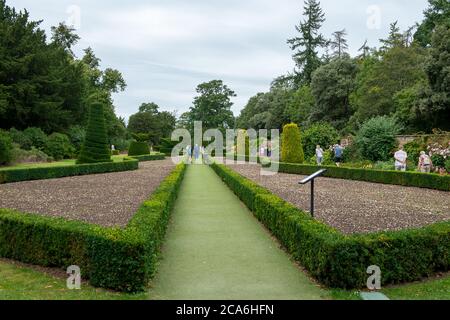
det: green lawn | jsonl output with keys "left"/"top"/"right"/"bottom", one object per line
{"left": 330, "top": 275, "right": 450, "bottom": 300}
{"left": 0, "top": 260, "right": 146, "bottom": 300}
{"left": 0, "top": 155, "right": 130, "bottom": 171}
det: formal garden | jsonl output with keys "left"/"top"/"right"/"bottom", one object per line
{"left": 0, "top": 0, "right": 449, "bottom": 301}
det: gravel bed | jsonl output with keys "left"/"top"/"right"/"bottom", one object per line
{"left": 0, "top": 160, "right": 175, "bottom": 227}
{"left": 228, "top": 164, "right": 450, "bottom": 234}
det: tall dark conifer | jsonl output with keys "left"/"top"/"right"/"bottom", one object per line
{"left": 287, "top": 0, "right": 326, "bottom": 86}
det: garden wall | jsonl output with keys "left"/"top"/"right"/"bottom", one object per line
{"left": 0, "top": 163, "right": 186, "bottom": 292}
{"left": 211, "top": 163, "right": 450, "bottom": 289}
{"left": 263, "top": 162, "right": 450, "bottom": 191}
{"left": 0, "top": 158, "right": 139, "bottom": 184}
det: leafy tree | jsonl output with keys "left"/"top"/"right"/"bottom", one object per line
{"left": 350, "top": 45, "right": 427, "bottom": 128}
{"left": 420, "top": 24, "right": 450, "bottom": 130}
{"left": 355, "top": 116, "right": 402, "bottom": 162}
{"left": 330, "top": 29, "right": 349, "bottom": 58}
{"left": 310, "top": 57, "right": 358, "bottom": 130}
{"left": 414, "top": 0, "right": 450, "bottom": 47}
{"left": 0, "top": 1, "right": 85, "bottom": 133}
{"left": 302, "top": 123, "right": 340, "bottom": 158}
{"left": 51, "top": 22, "right": 80, "bottom": 56}
{"left": 128, "top": 102, "right": 176, "bottom": 145}
{"left": 287, "top": 0, "right": 326, "bottom": 86}
{"left": 285, "top": 85, "right": 315, "bottom": 127}
{"left": 281, "top": 123, "right": 305, "bottom": 163}
{"left": 188, "top": 80, "right": 236, "bottom": 131}
{"left": 77, "top": 102, "right": 111, "bottom": 164}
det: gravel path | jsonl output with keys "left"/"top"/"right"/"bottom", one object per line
{"left": 228, "top": 164, "right": 450, "bottom": 234}
{"left": 0, "top": 160, "right": 175, "bottom": 227}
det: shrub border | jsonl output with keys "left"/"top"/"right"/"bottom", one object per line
{"left": 0, "top": 158, "right": 139, "bottom": 184}
{"left": 0, "top": 163, "right": 186, "bottom": 292}
{"left": 262, "top": 162, "right": 450, "bottom": 191}
{"left": 130, "top": 153, "right": 166, "bottom": 162}
{"left": 211, "top": 163, "right": 450, "bottom": 289}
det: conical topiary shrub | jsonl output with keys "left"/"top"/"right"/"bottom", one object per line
{"left": 76, "top": 102, "right": 112, "bottom": 164}
{"left": 281, "top": 123, "right": 305, "bottom": 164}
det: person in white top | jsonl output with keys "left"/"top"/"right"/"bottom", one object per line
{"left": 394, "top": 146, "right": 408, "bottom": 171}
{"left": 418, "top": 151, "right": 432, "bottom": 173}
{"left": 316, "top": 145, "right": 324, "bottom": 165}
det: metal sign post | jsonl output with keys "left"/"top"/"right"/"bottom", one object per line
{"left": 299, "top": 169, "right": 327, "bottom": 218}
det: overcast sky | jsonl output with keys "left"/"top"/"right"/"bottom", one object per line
{"left": 8, "top": 0, "right": 429, "bottom": 121}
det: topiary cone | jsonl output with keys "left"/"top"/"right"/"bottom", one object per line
{"left": 76, "top": 102, "right": 112, "bottom": 164}
{"left": 281, "top": 123, "right": 305, "bottom": 164}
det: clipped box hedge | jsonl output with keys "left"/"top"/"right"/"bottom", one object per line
{"left": 211, "top": 163, "right": 450, "bottom": 289}
{"left": 0, "top": 163, "right": 186, "bottom": 292}
{"left": 130, "top": 153, "right": 166, "bottom": 162}
{"left": 0, "top": 158, "right": 139, "bottom": 184}
{"left": 263, "top": 162, "right": 450, "bottom": 191}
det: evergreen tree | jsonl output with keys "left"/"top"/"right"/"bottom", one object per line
{"left": 414, "top": 0, "right": 450, "bottom": 47}
{"left": 287, "top": 0, "right": 326, "bottom": 86}
{"left": 330, "top": 29, "right": 349, "bottom": 58}
{"left": 380, "top": 21, "right": 405, "bottom": 51}
{"left": 77, "top": 102, "right": 112, "bottom": 164}
{"left": 357, "top": 40, "right": 371, "bottom": 59}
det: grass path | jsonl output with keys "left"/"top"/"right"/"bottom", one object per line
{"left": 148, "top": 164, "right": 326, "bottom": 300}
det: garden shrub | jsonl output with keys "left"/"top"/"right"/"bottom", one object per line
{"left": 211, "top": 163, "right": 450, "bottom": 289}
{"left": 9, "top": 128, "right": 32, "bottom": 150}
{"left": 45, "top": 133, "right": 74, "bottom": 161}
{"left": 128, "top": 142, "right": 150, "bottom": 156}
{"left": 446, "top": 158, "right": 450, "bottom": 173}
{"left": 281, "top": 123, "right": 304, "bottom": 164}
{"left": 355, "top": 116, "right": 401, "bottom": 162}
{"left": 23, "top": 127, "right": 48, "bottom": 150}
{"left": 302, "top": 123, "right": 339, "bottom": 158}
{"left": 0, "top": 158, "right": 138, "bottom": 184}
{"left": 0, "top": 130, "right": 13, "bottom": 165}
{"left": 431, "top": 154, "right": 445, "bottom": 168}
{"left": 0, "top": 163, "right": 185, "bottom": 292}
{"left": 11, "top": 146, "right": 51, "bottom": 163}
{"left": 77, "top": 102, "right": 112, "bottom": 164}
{"left": 112, "top": 150, "right": 120, "bottom": 156}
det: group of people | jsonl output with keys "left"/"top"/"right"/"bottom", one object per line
{"left": 394, "top": 147, "right": 433, "bottom": 173}
{"left": 186, "top": 144, "right": 207, "bottom": 163}
{"left": 315, "top": 144, "right": 344, "bottom": 167}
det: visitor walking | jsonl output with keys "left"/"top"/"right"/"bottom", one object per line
{"left": 316, "top": 145, "right": 324, "bottom": 166}
{"left": 394, "top": 146, "right": 408, "bottom": 171}
{"left": 418, "top": 151, "right": 432, "bottom": 173}
{"left": 194, "top": 144, "right": 200, "bottom": 161}
{"left": 334, "top": 144, "right": 343, "bottom": 167}
{"left": 186, "top": 145, "right": 192, "bottom": 162}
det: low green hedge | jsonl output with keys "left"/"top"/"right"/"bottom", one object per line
{"left": 130, "top": 153, "right": 166, "bottom": 162}
{"left": 0, "top": 158, "right": 139, "bottom": 184}
{"left": 0, "top": 163, "right": 186, "bottom": 292}
{"left": 211, "top": 163, "right": 450, "bottom": 289}
{"left": 263, "top": 162, "right": 450, "bottom": 191}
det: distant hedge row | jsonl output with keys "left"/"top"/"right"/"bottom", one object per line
{"left": 211, "top": 163, "right": 450, "bottom": 289}
{"left": 262, "top": 162, "right": 450, "bottom": 191}
{"left": 0, "top": 163, "right": 186, "bottom": 292}
{"left": 130, "top": 153, "right": 166, "bottom": 162}
{"left": 0, "top": 158, "right": 139, "bottom": 184}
